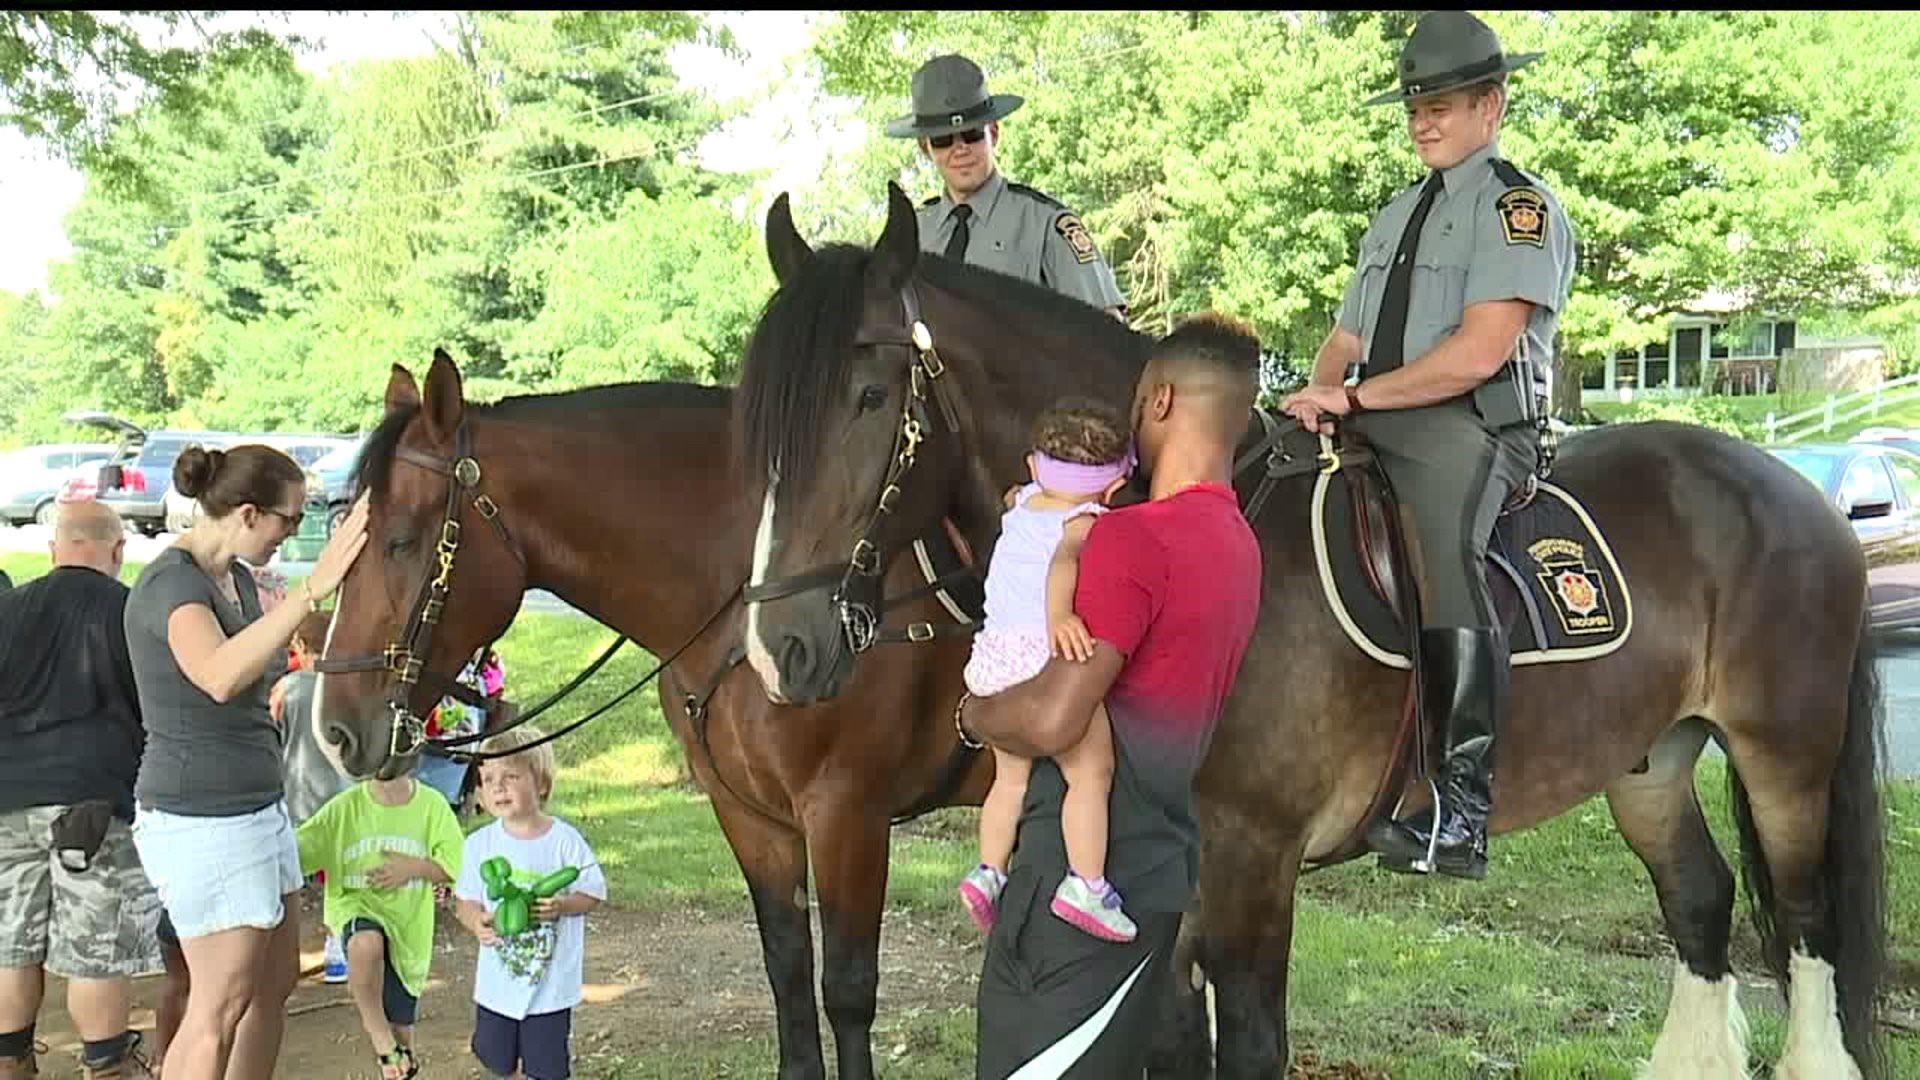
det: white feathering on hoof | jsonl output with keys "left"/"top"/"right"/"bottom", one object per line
{"left": 1637, "top": 961, "right": 1750, "bottom": 1080}
{"left": 1774, "top": 950, "right": 1865, "bottom": 1080}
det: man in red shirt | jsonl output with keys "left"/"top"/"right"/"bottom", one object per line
{"left": 959, "top": 313, "right": 1264, "bottom": 1078}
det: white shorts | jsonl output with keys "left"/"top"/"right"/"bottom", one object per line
{"left": 964, "top": 626, "right": 1054, "bottom": 697}
{"left": 131, "top": 800, "right": 303, "bottom": 940}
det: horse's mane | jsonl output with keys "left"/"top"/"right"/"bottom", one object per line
{"left": 736, "top": 244, "right": 1152, "bottom": 498}
{"left": 353, "top": 380, "right": 732, "bottom": 501}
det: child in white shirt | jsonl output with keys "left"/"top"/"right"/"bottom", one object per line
{"left": 452, "top": 726, "right": 606, "bottom": 1080}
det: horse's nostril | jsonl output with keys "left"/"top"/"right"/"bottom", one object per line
{"left": 778, "top": 632, "right": 812, "bottom": 685}
{"left": 325, "top": 722, "right": 358, "bottom": 762}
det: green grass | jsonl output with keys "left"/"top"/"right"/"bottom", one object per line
{"left": 1586, "top": 389, "right": 1920, "bottom": 444}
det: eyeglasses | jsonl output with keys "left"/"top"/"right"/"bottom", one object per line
{"left": 929, "top": 127, "right": 988, "bottom": 150}
{"left": 263, "top": 508, "right": 304, "bottom": 532}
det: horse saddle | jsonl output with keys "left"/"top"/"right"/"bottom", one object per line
{"left": 1233, "top": 411, "right": 1636, "bottom": 872}
{"left": 1311, "top": 439, "right": 1633, "bottom": 672}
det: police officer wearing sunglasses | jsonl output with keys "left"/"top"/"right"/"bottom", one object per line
{"left": 889, "top": 54, "right": 1127, "bottom": 322}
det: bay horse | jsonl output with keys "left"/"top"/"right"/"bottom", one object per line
{"left": 310, "top": 352, "right": 991, "bottom": 1080}
{"left": 733, "top": 182, "right": 1890, "bottom": 1079}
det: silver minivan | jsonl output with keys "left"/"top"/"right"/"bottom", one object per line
{"left": 0, "top": 443, "right": 117, "bottom": 526}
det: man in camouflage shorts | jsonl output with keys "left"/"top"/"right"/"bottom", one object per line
{"left": 0, "top": 502, "right": 161, "bottom": 1079}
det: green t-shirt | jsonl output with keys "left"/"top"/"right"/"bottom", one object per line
{"left": 295, "top": 780, "right": 464, "bottom": 996}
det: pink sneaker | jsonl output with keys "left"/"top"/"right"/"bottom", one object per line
{"left": 958, "top": 864, "right": 1006, "bottom": 933}
{"left": 1050, "top": 874, "right": 1138, "bottom": 942}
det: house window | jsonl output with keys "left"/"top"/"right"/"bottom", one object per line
{"left": 1733, "top": 321, "right": 1775, "bottom": 358}
{"left": 1644, "top": 341, "right": 1671, "bottom": 388}
{"left": 1613, "top": 347, "right": 1638, "bottom": 388}
{"left": 1708, "top": 322, "right": 1731, "bottom": 360}
{"left": 1581, "top": 359, "right": 1606, "bottom": 390}
{"left": 1669, "top": 330, "right": 1698, "bottom": 389}
{"left": 1775, "top": 320, "right": 1797, "bottom": 353}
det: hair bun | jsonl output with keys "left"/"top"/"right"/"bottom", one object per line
{"left": 172, "top": 446, "right": 222, "bottom": 499}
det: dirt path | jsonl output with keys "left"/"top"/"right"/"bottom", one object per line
{"left": 27, "top": 893, "right": 977, "bottom": 1079}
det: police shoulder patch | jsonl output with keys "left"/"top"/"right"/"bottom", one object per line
{"left": 1007, "top": 182, "right": 1067, "bottom": 210}
{"left": 1495, "top": 187, "right": 1548, "bottom": 248}
{"left": 1053, "top": 212, "right": 1099, "bottom": 265}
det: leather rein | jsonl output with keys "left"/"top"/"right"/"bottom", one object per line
{"left": 312, "top": 421, "right": 730, "bottom": 765}
{"left": 314, "top": 371, "right": 981, "bottom": 770}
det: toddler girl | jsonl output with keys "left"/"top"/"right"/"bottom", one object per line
{"left": 958, "top": 397, "right": 1138, "bottom": 943}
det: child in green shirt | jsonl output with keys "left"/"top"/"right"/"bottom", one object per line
{"left": 297, "top": 772, "right": 464, "bottom": 1079}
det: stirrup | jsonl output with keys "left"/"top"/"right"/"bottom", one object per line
{"left": 1382, "top": 776, "right": 1445, "bottom": 874}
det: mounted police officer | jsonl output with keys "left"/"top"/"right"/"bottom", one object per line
{"left": 887, "top": 53, "right": 1128, "bottom": 322}
{"left": 1279, "top": 11, "right": 1577, "bottom": 882}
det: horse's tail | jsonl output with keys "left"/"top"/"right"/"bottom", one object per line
{"left": 1727, "top": 610, "right": 1888, "bottom": 1077}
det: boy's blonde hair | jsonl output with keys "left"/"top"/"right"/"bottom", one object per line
{"left": 476, "top": 724, "right": 556, "bottom": 803}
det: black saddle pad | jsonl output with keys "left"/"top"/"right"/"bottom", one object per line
{"left": 1312, "top": 472, "right": 1633, "bottom": 669}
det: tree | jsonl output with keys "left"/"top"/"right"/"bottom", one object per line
{"left": 0, "top": 10, "right": 301, "bottom": 191}
{"left": 0, "top": 290, "right": 50, "bottom": 443}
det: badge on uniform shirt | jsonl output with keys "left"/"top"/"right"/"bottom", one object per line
{"left": 1495, "top": 188, "right": 1548, "bottom": 248}
{"left": 1053, "top": 212, "right": 1099, "bottom": 264}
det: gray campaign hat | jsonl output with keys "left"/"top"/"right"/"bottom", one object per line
{"left": 1364, "top": 11, "right": 1543, "bottom": 107}
{"left": 884, "top": 54, "right": 1025, "bottom": 139}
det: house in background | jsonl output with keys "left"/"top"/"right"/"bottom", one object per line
{"left": 1579, "top": 289, "right": 1889, "bottom": 404}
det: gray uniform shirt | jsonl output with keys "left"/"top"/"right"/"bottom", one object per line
{"left": 127, "top": 547, "right": 288, "bottom": 816}
{"left": 1339, "top": 140, "right": 1576, "bottom": 399}
{"left": 917, "top": 169, "right": 1127, "bottom": 313}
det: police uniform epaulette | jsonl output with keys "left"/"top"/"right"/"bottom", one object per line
{"left": 1490, "top": 159, "right": 1533, "bottom": 189}
{"left": 1006, "top": 182, "right": 1067, "bottom": 210}
{"left": 921, "top": 194, "right": 941, "bottom": 207}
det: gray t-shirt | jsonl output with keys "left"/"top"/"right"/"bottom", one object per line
{"left": 127, "top": 548, "right": 289, "bottom": 816}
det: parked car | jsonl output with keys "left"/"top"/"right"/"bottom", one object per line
{"left": 278, "top": 436, "right": 365, "bottom": 563}
{"left": 61, "top": 411, "right": 248, "bottom": 537}
{"left": 1764, "top": 442, "right": 1920, "bottom": 633}
{"left": 161, "top": 433, "right": 355, "bottom": 535}
{"left": 0, "top": 442, "right": 116, "bottom": 526}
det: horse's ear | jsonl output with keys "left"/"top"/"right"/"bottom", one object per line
{"left": 866, "top": 180, "right": 918, "bottom": 292}
{"left": 422, "top": 346, "right": 465, "bottom": 444}
{"left": 385, "top": 364, "right": 420, "bottom": 413}
{"left": 766, "top": 192, "right": 811, "bottom": 284}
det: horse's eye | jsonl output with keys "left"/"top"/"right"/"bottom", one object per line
{"left": 386, "top": 536, "right": 416, "bottom": 556}
{"left": 858, "top": 385, "right": 888, "bottom": 413}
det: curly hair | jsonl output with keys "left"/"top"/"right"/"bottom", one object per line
{"left": 1032, "top": 397, "right": 1132, "bottom": 465}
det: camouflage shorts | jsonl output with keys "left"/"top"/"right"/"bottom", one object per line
{"left": 0, "top": 806, "right": 164, "bottom": 979}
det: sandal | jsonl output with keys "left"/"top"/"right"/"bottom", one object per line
{"left": 375, "top": 1045, "right": 416, "bottom": 1080}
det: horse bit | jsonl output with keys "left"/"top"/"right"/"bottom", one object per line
{"left": 740, "top": 280, "right": 973, "bottom": 658}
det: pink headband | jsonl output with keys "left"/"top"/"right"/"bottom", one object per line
{"left": 1033, "top": 445, "right": 1135, "bottom": 494}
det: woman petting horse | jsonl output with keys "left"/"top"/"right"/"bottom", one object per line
{"left": 311, "top": 353, "right": 989, "bottom": 1080}
{"left": 732, "top": 182, "right": 1889, "bottom": 1080}
{"left": 124, "top": 444, "right": 369, "bottom": 1080}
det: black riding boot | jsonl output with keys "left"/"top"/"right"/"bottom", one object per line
{"left": 1367, "top": 627, "right": 1505, "bottom": 880}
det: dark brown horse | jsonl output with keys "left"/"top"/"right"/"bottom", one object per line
{"left": 311, "top": 354, "right": 990, "bottom": 1080}
{"left": 734, "top": 182, "right": 1890, "bottom": 1079}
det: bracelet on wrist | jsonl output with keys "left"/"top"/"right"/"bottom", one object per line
{"left": 954, "top": 691, "right": 984, "bottom": 750}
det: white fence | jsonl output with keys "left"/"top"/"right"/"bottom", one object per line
{"left": 1763, "top": 372, "right": 1920, "bottom": 443}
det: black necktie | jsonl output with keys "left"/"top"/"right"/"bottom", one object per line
{"left": 944, "top": 204, "right": 973, "bottom": 262}
{"left": 1366, "top": 172, "right": 1443, "bottom": 376}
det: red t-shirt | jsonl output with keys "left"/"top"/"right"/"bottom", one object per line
{"left": 1011, "top": 482, "right": 1263, "bottom": 913}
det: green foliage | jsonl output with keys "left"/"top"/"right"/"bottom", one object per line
{"left": 0, "top": 11, "right": 302, "bottom": 193}
{"left": 7, "top": 10, "right": 1920, "bottom": 443}
{"left": 1599, "top": 397, "right": 1757, "bottom": 438}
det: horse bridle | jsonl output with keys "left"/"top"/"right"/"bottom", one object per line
{"left": 741, "top": 281, "right": 973, "bottom": 656}
{"left": 314, "top": 421, "right": 528, "bottom": 762}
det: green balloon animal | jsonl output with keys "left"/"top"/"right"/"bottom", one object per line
{"left": 478, "top": 855, "right": 580, "bottom": 937}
